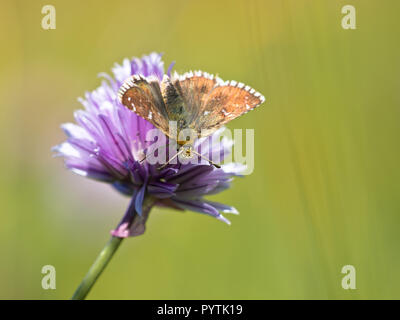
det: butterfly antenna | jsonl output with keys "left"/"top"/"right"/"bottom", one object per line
{"left": 191, "top": 150, "right": 221, "bottom": 169}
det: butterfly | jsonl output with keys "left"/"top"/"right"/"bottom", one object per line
{"left": 118, "top": 70, "right": 265, "bottom": 168}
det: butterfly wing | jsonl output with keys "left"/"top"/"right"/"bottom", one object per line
{"left": 174, "top": 73, "right": 265, "bottom": 137}
{"left": 118, "top": 75, "right": 171, "bottom": 137}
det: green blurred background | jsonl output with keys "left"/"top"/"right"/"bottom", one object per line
{"left": 1, "top": 0, "right": 399, "bottom": 299}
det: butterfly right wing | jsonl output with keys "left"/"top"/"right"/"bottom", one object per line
{"left": 194, "top": 80, "right": 265, "bottom": 137}
{"left": 171, "top": 71, "right": 264, "bottom": 138}
{"left": 118, "top": 75, "right": 171, "bottom": 137}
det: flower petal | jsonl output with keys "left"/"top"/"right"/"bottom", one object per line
{"left": 172, "top": 198, "right": 231, "bottom": 225}
{"left": 147, "top": 181, "right": 178, "bottom": 198}
{"left": 203, "top": 200, "right": 239, "bottom": 215}
{"left": 135, "top": 184, "right": 146, "bottom": 215}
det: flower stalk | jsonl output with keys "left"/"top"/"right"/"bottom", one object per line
{"left": 72, "top": 196, "right": 155, "bottom": 300}
{"left": 71, "top": 236, "right": 123, "bottom": 300}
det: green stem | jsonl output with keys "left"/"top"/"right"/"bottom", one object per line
{"left": 71, "top": 236, "right": 123, "bottom": 300}
{"left": 71, "top": 196, "right": 155, "bottom": 299}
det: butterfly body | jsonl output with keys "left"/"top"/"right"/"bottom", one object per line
{"left": 118, "top": 70, "right": 265, "bottom": 165}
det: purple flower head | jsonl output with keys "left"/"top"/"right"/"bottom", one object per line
{"left": 53, "top": 53, "right": 245, "bottom": 237}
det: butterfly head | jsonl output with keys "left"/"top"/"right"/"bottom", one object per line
{"left": 179, "top": 144, "right": 194, "bottom": 159}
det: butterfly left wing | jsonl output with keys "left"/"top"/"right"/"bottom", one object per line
{"left": 118, "top": 75, "right": 171, "bottom": 137}
{"left": 194, "top": 80, "right": 265, "bottom": 137}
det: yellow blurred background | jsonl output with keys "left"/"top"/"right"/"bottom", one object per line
{"left": 1, "top": 0, "right": 399, "bottom": 299}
